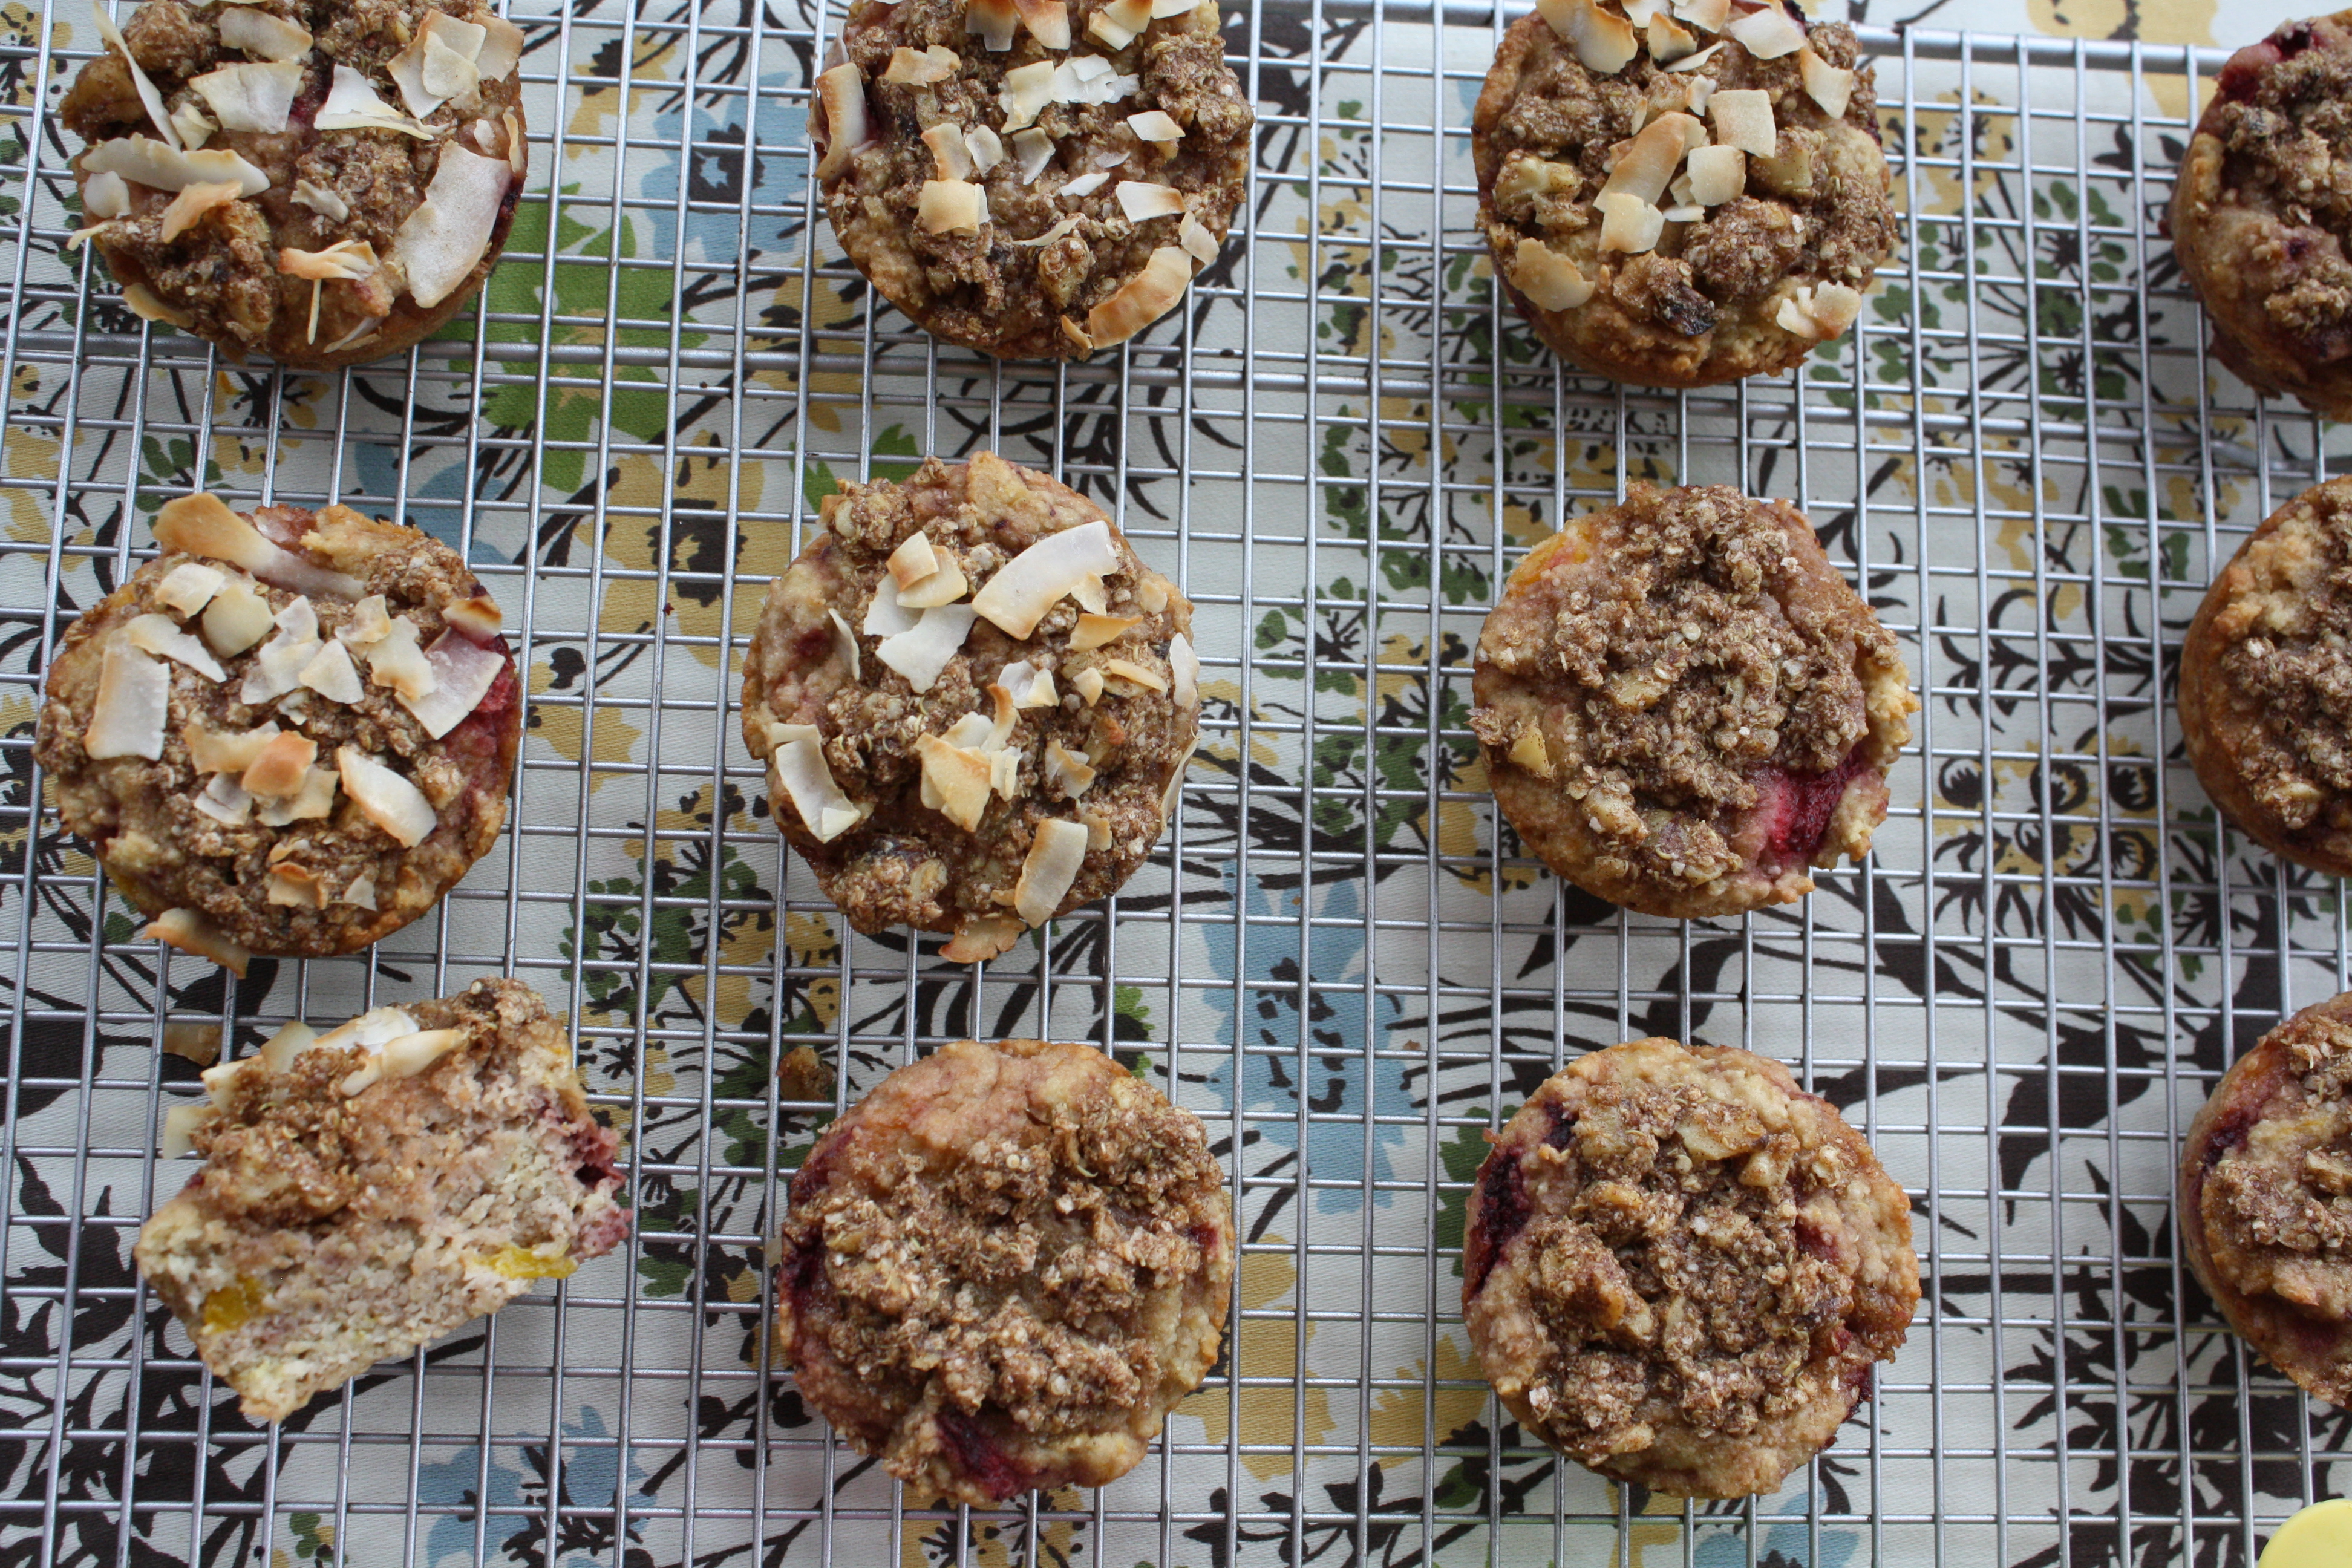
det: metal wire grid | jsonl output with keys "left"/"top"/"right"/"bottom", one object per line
{"left": 0, "top": 2, "right": 2342, "bottom": 1564}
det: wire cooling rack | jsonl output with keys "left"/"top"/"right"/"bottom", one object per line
{"left": 1, "top": 2, "right": 2346, "bottom": 1564}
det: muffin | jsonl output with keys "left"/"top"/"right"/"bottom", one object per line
{"left": 1471, "top": 0, "right": 1896, "bottom": 387}
{"left": 32, "top": 491, "right": 520, "bottom": 969}
{"left": 62, "top": 0, "right": 527, "bottom": 368}
{"left": 810, "top": 0, "right": 1252, "bottom": 359}
{"left": 1462, "top": 1037, "right": 1918, "bottom": 1498}
{"left": 2180, "top": 991, "right": 2352, "bottom": 1407}
{"left": 1469, "top": 483, "right": 1916, "bottom": 919}
{"left": 2171, "top": 12, "right": 2352, "bottom": 418}
{"left": 742, "top": 451, "right": 1199, "bottom": 961}
{"left": 773, "top": 1037, "right": 1234, "bottom": 1504}
{"left": 134, "top": 978, "right": 630, "bottom": 1422}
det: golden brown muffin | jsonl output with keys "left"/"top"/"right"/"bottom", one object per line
{"left": 1463, "top": 1037, "right": 1918, "bottom": 1498}
{"left": 810, "top": 0, "right": 1252, "bottom": 359}
{"left": 2181, "top": 991, "right": 2352, "bottom": 1407}
{"left": 62, "top": 0, "right": 527, "bottom": 368}
{"left": 742, "top": 451, "right": 1198, "bottom": 961}
{"left": 32, "top": 492, "right": 519, "bottom": 967}
{"left": 773, "top": 1038, "right": 1234, "bottom": 1504}
{"left": 1469, "top": 483, "right": 1916, "bottom": 919}
{"left": 1471, "top": 0, "right": 1896, "bottom": 387}
{"left": 135, "top": 978, "right": 629, "bottom": 1423}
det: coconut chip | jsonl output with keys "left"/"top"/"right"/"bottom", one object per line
{"left": 1668, "top": 40, "right": 1723, "bottom": 71}
{"left": 1537, "top": 0, "right": 1637, "bottom": 73}
{"left": 192, "top": 772, "right": 253, "bottom": 825}
{"left": 1648, "top": 10, "right": 1698, "bottom": 61}
{"left": 1676, "top": 0, "right": 1730, "bottom": 27}
{"left": 1159, "top": 742, "right": 1192, "bottom": 815}
{"left": 877, "top": 604, "right": 978, "bottom": 693}
{"left": 154, "top": 561, "right": 226, "bottom": 616}
{"left": 82, "top": 135, "right": 269, "bottom": 197}
{"left": 336, "top": 747, "right": 437, "bottom": 846}
{"left": 887, "top": 531, "right": 940, "bottom": 587}
{"left": 152, "top": 179, "right": 240, "bottom": 244}
{"left": 393, "top": 145, "right": 514, "bottom": 308}
{"left": 125, "top": 612, "right": 227, "bottom": 680}
{"left": 443, "top": 594, "right": 502, "bottom": 638}
{"left": 1595, "top": 190, "right": 1665, "bottom": 254}
{"left": 1071, "top": 666, "right": 1105, "bottom": 705}
{"left": 1177, "top": 210, "right": 1220, "bottom": 264}
{"left": 169, "top": 102, "right": 215, "bottom": 149}
{"left": 339, "top": 870, "right": 377, "bottom": 909}
{"left": 198, "top": 581, "right": 273, "bottom": 658}
{"left": 400, "top": 629, "right": 503, "bottom": 738}
{"left": 155, "top": 493, "right": 366, "bottom": 600}
{"left": 966, "top": 0, "right": 1019, "bottom": 50}
{"left": 91, "top": 1, "right": 180, "bottom": 148}
{"left": 898, "top": 557, "right": 970, "bottom": 609}
{"left": 1169, "top": 631, "right": 1198, "bottom": 707}
{"left": 1116, "top": 181, "right": 1184, "bottom": 221}
{"left": 286, "top": 180, "right": 350, "bottom": 224}
{"left": 475, "top": 13, "right": 524, "bottom": 80}
{"left": 915, "top": 733, "right": 993, "bottom": 829}
{"left": 1774, "top": 279, "right": 1863, "bottom": 339}
{"left": 997, "top": 658, "right": 1056, "bottom": 708}
{"left": 298, "top": 638, "right": 364, "bottom": 704}
{"left": 1011, "top": 125, "right": 1055, "bottom": 183}
{"left": 1060, "top": 316, "right": 1094, "bottom": 353}
{"left": 1599, "top": 111, "right": 1703, "bottom": 206}
{"left": 970, "top": 518, "right": 1119, "bottom": 638}
{"left": 117, "top": 283, "right": 192, "bottom": 329}
{"left": 190, "top": 59, "right": 304, "bottom": 134}
{"left": 338, "top": 593, "right": 393, "bottom": 650}
{"left": 390, "top": 12, "right": 489, "bottom": 119}
{"left": 883, "top": 44, "right": 959, "bottom": 83}
{"left": 185, "top": 720, "right": 278, "bottom": 774}
{"left": 828, "top": 607, "right": 860, "bottom": 679}
{"left": 769, "top": 731, "right": 863, "bottom": 842}
{"left": 1509, "top": 237, "right": 1596, "bottom": 310}
{"left": 963, "top": 125, "right": 1005, "bottom": 175}
{"left": 1088, "top": 0, "right": 1152, "bottom": 47}
{"left": 941, "top": 914, "right": 1022, "bottom": 962}
{"left": 1128, "top": 109, "right": 1183, "bottom": 143}
{"left": 1684, "top": 143, "right": 1745, "bottom": 206}
{"left": 82, "top": 169, "right": 131, "bottom": 221}
{"left": 1043, "top": 740, "right": 1096, "bottom": 797}
{"left": 923, "top": 122, "right": 974, "bottom": 181}
{"left": 146, "top": 908, "right": 249, "bottom": 976}
{"left": 1061, "top": 169, "right": 1111, "bottom": 200}
{"left": 1102, "top": 656, "right": 1166, "bottom": 693}
{"left": 1070, "top": 612, "right": 1140, "bottom": 650}
{"left": 1726, "top": 4, "right": 1806, "bottom": 59}
{"left": 1709, "top": 87, "right": 1775, "bottom": 157}
{"left": 266, "top": 864, "right": 327, "bottom": 909}
{"left": 84, "top": 639, "right": 168, "bottom": 760}
{"left": 863, "top": 589, "right": 919, "bottom": 639}
{"left": 1086, "top": 244, "right": 1191, "bottom": 346}
{"left": 1799, "top": 46, "right": 1854, "bottom": 117}
{"left": 1013, "top": 817, "right": 1089, "bottom": 925}
{"left": 1509, "top": 726, "right": 1555, "bottom": 776}
{"left": 1009, "top": 215, "right": 1082, "bottom": 249}
{"left": 918, "top": 178, "right": 988, "bottom": 234}
{"left": 1012, "top": 0, "right": 1071, "bottom": 47}
{"left": 315, "top": 65, "right": 437, "bottom": 139}
{"left": 218, "top": 5, "right": 312, "bottom": 60}
{"left": 239, "top": 730, "right": 317, "bottom": 800}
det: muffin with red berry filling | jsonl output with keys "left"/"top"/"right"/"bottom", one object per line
{"left": 1463, "top": 1037, "right": 1918, "bottom": 1497}
{"left": 774, "top": 1037, "right": 1233, "bottom": 1504}
{"left": 60, "top": 0, "right": 527, "bottom": 367}
{"left": 33, "top": 492, "right": 520, "bottom": 969}
{"left": 1469, "top": 483, "right": 1915, "bottom": 920}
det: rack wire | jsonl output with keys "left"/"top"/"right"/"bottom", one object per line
{"left": 0, "top": 2, "right": 2342, "bottom": 1564}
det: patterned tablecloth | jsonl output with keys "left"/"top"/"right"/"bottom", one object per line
{"left": 2, "top": 1, "right": 2350, "bottom": 1566}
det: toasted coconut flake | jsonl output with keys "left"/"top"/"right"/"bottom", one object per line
{"left": 1675, "top": 0, "right": 1730, "bottom": 27}
{"left": 160, "top": 1100, "right": 215, "bottom": 1159}
{"left": 1177, "top": 209, "right": 1220, "bottom": 264}
{"left": 391, "top": 19, "right": 484, "bottom": 119}
{"left": 501, "top": 108, "right": 526, "bottom": 174}
{"left": 1537, "top": 0, "right": 1638, "bottom": 73}
{"left": 1102, "top": 656, "right": 1167, "bottom": 693}
{"left": 85, "top": 641, "right": 168, "bottom": 760}
{"left": 1012, "top": 125, "right": 1054, "bottom": 181}
{"left": 1071, "top": 572, "right": 1108, "bottom": 614}
{"left": 1089, "top": 0, "right": 1151, "bottom": 46}
{"left": 155, "top": 561, "right": 226, "bottom": 616}
{"left": 340, "top": 869, "right": 377, "bottom": 909}
{"left": 1509, "top": 237, "right": 1595, "bottom": 310}
{"left": 313, "top": 1006, "right": 420, "bottom": 1059}
{"left": 1070, "top": 612, "right": 1140, "bottom": 650}
{"left": 963, "top": 125, "right": 1005, "bottom": 175}
{"left": 83, "top": 169, "right": 131, "bottom": 220}
{"left": 185, "top": 719, "right": 277, "bottom": 774}
{"left": 393, "top": 145, "right": 513, "bottom": 307}
{"left": 1085, "top": 244, "right": 1190, "bottom": 347}
{"left": 922, "top": 121, "right": 974, "bottom": 181}
{"left": 1508, "top": 726, "right": 1555, "bottom": 777}
{"left": 999, "top": 60, "right": 1056, "bottom": 131}
{"left": 256, "top": 763, "right": 336, "bottom": 825}
{"left": 1079, "top": 810, "right": 1113, "bottom": 849}
{"left": 863, "top": 588, "right": 920, "bottom": 639}
{"left": 997, "top": 658, "right": 1057, "bottom": 708}
{"left": 1685, "top": 142, "right": 1745, "bottom": 206}
{"left": 1149, "top": 0, "right": 1194, "bottom": 12}
{"left": 374, "top": 1027, "right": 466, "bottom": 1080}
{"left": 826, "top": 607, "right": 860, "bottom": 679}
{"left": 157, "top": 178, "right": 241, "bottom": 246}
{"left": 362, "top": 616, "right": 436, "bottom": 701}
{"left": 265, "top": 863, "right": 327, "bottom": 909}
{"left": 771, "top": 733, "right": 863, "bottom": 842}
{"left": 1595, "top": 190, "right": 1665, "bottom": 253}
{"left": 1013, "top": 817, "right": 1088, "bottom": 925}
{"left": 278, "top": 238, "right": 377, "bottom": 281}
{"left": 1043, "top": 740, "right": 1096, "bottom": 797}
{"left": 1060, "top": 315, "right": 1094, "bottom": 353}
{"left": 886, "top": 531, "right": 940, "bottom": 588}
{"left": 1726, "top": 4, "right": 1805, "bottom": 58}
{"left": 1072, "top": 666, "right": 1105, "bottom": 705}
{"left": 316, "top": 65, "right": 436, "bottom": 139}
{"left": 92, "top": 1, "right": 180, "bottom": 147}
{"left": 298, "top": 638, "right": 364, "bottom": 704}
{"left": 443, "top": 594, "right": 501, "bottom": 638}
{"left": 148, "top": 908, "right": 247, "bottom": 976}
{"left": 1061, "top": 169, "right": 1111, "bottom": 200}
{"left": 915, "top": 733, "right": 993, "bottom": 829}
{"left": 971, "top": 518, "right": 1119, "bottom": 638}
{"left": 1648, "top": 11, "right": 1698, "bottom": 62}
{"left": 918, "top": 178, "right": 987, "bottom": 234}
{"left": 1116, "top": 180, "right": 1184, "bottom": 221}
{"left": 1159, "top": 741, "right": 1192, "bottom": 815}
{"left": 339, "top": 593, "right": 393, "bottom": 648}
{"left": 898, "top": 557, "right": 971, "bottom": 609}
{"left": 1799, "top": 46, "right": 1854, "bottom": 117}
{"left": 1777, "top": 279, "right": 1862, "bottom": 337}
{"left": 200, "top": 581, "right": 273, "bottom": 658}
{"left": 336, "top": 747, "right": 436, "bottom": 845}
{"left": 1624, "top": 0, "right": 1667, "bottom": 20}
{"left": 1169, "top": 631, "right": 1198, "bottom": 707}
{"left": 1010, "top": 214, "right": 1082, "bottom": 248}
{"left": 169, "top": 101, "right": 214, "bottom": 149}
{"left": 156, "top": 492, "right": 365, "bottom": 598}
{"left": 1011, "top": 0, "right": 1070, "bottom": 47}
{"left": 125, "top": 612, "right": 227, "bottom": 679}
{"left": 942, "top": 914, "right": 1022, "bottom": 961}
{"left": 1668, "top": 39, "right": 1723, "bottom": 71}
{"left": 882, "top": 44, "right": 956, "bottom": 83}
{"left": 1088, "top": 9, "right": 1136, "bottom": 45}
{"left": 190, "top": 59, "right": 304, "bottom": 137}
{"left": 1599, "top": 111, "right": 1702, "bottom": 205}
{"left": 82, "top": 134, "right": 269, "bottom": 196}
{"left": 1128, "top": 109, "right": 1183, "bottom": 143}
{"left": 1134, "top": 578, "right": 1169, "bottom": 613}
{"left": 475, "top": 13, "right": 524, "bottom": 79}
{"left": 193, "top": 772, "right": 253, "bottom": 825}
{"left": 120, "top": 282, "right": 193, "bottom": 328}
{"left": 940, "top": 713, "right": 992, "bottom": 750}
{"left": 966, "top": 0, "right": 1018, "bottom": 49}
{"left": 256, "top": 1020, "right": 321, "bottom": 1074}
{"left": 218, "top": 5, "right": 312, "bottom": 59}
{"left": 400, "top": 629, "right": 503, "bottom": 739}
{"left": 814, "top": 65, "right": 871, "bottom": 183}
{"left": 1710, "top": 87, "right": 1775, "bottom": 156}
{"left": 241, "top": 729, "right": 317, "bottom": 799}
{"left": 877, "top": 604, "right": 978, "bottom": 693}
{"left": 981, "top": 682, "right": 1019, "bottom": 750}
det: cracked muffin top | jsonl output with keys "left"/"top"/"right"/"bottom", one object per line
{"left": 1471, "top": 0, "right": 1895, "bottom": 387}
{"left": 811, "top": 0, "right": 1251, "bottom": 359}
{"left": 62, "top": 0, "right": 526, "bottom": 367}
